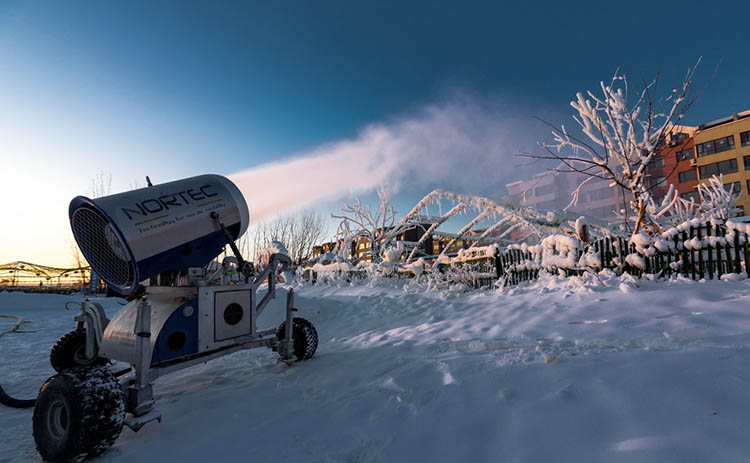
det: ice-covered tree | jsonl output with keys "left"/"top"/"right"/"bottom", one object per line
{"left": 331, "top": 187, "right": 414, "bottom": 263}
{"left": 246, "top": 209, "right": 326, "bottom": 263}
{"left": 664, "top": 174, "right": 742, "bottom": 224}
{"left": 398, "top": 189, "right": 613, "bottom": 263}
{"left": 529, "top": 60, "right": 702, "bottom": 236}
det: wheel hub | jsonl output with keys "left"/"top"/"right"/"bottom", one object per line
{"left": 73, "top": 345, "right": 95, "bottom": 365}
{"left": 47, "top": 399, "right": 69, "bottom": 440}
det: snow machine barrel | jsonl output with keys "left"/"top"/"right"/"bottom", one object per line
{"left": 69, "top": 174, "right": 249, "bottom": 295}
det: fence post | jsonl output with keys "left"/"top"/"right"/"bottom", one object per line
{"left": 628, "top": 243, "right": 637, "bottom": 277}
{"left": 657, "top": 248, "right": 664, "bottom": 276}
{"left": 528, "top": 250, "right": 534, "bottom": 280}
{"left": 605, "top": 237, "right": 611, "bottom": 269}
{"left": 706, "top": 224, "right": 713, "bottom": 279}
{"left": 744, "top": 232, "right": 750, "bottom": 275}
{"left": 720, "top": 225, "right": 729, "bottom": 278}
{"left": 717, "top": 226, "right": 724, "bottom": 275}
{"left": 517, "top": 250, "right": 523, "bottom": 282}
{"left": 507, "top": 250, "right": 514, "bottom": 286}
{"left": 697, "top": 226, "right": 705, "bottom": 279}
{"left": 734, "top": 231, "right": 742, "bottom": 274}
{"left": 508, "top": 251, "right": 515, "bottom": 286}
{"left": 620, "top": 236, "right": 629, "bottom": 274}
{"left": 495, "top": 248, "right": 501, "bottom": 280}
{"left": 682, "top": 231, "right": 695, "bottom": 280}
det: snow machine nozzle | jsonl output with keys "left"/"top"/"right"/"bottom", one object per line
{"left": 68, "top": 174, "right": 250, "bottom": 295}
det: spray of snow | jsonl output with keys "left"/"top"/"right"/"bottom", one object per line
{"left": 229, "top": 95, "right": 544, "bottom": 222}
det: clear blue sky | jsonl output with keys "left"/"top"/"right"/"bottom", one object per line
{"left": 1, "top": 0, "right": 749, "bottom": 265}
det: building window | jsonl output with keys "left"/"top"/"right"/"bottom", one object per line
{"left": 534, "top": 184, "right": 555, "bottom": 196}
{"left": 724, "top": 182, "right": 740, "bottom": 194}
{"left": 651, "top": 156, "right": 665, "bottom": 167}
{"left": 714, "top": 135, "right": 735, "bottom": 152}
{"left": 654, "top": 176, "right": 667, "bottom": 187}
{"left": 696, "top": 135, "right": 735, "bottom": 157}
{"left": 676, "top": 148, "right": 694, "bottom": 161}
{"left": 672, "top": 132, "right": 689, "bottom": 144}
{"left": 678, "top": 170, "right": 697, "bottom": 183}
{"left": 741, "top": 131, "right": 750, "bottom": 147}
{"left": 744, "top": 155, "right": 750, "bottom": 170}
{"left": 699, "top": 158, "right": 738, "bottom": 178}
{"left": 586, "top": 188, "right": 614, "bottom": 201}
{"left": 681, "top": 191, "right": 700, "bottom": 202}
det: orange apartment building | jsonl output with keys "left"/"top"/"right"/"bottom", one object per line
{"left": 644, "top": 127, "right": 698, "bottom": 202}
{"left": 648, "top": 111, "right": 750, "bottom": 214}
{"left": 508, "top": 111, "right": 750, "bottom": 223}
{"left": 692, "top": 111, "right": 750, "bottom": 215}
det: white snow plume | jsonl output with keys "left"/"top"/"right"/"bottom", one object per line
{"left": 230, "top": 95, "right": 544, "bottom": 222}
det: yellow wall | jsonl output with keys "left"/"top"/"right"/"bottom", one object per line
{"left": 694, "top": 115, "right": 750, "bottom": 214}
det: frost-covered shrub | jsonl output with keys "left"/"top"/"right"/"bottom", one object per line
{"left": 424, "top": 264, "right": 478, "bottom": 293}
{"left": 541, "top": 235, "right": 581, "bottom": 270}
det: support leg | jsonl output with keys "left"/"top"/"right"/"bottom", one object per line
{"left": 279, "top": 288, "right": 295, "bottom": 362}
{"left": 124, "top": 296, "right": 161, "bottom": 431}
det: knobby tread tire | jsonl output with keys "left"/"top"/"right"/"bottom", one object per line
{"left": 33, "top": 366, "right": 124, "bottom": 462}
{"left": 50, "top": 330, "right": 107, "bottom": 373}
{"left": 276, "top": 317, "right": 318, "bottom": 360}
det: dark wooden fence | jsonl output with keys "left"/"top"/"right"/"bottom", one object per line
{"left": 491, "top": 222, "right": 750, "bottom": 289}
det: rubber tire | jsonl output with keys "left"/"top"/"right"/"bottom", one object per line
{"left": 50, "top": 330, "right": 107, "bottom": 373}
{"left": 33, "top": 367, "right": 124, "bottom": 462}
{"left": 276, "top": 318, "right": 318, "bottom": 361}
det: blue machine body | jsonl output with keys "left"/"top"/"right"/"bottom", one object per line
{"left": 151, "top": 298, "right": 200, "bottom": 364}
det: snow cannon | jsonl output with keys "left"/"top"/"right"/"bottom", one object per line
{"left": 29, "top": 175, "right": 320, "bottom": 463}
{"left": 69, "top": 174, "right": 249, "bottom": 295}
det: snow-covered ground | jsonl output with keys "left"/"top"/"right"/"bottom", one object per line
{"left": 2, "top": 274, "right": 750, "bottom": 462}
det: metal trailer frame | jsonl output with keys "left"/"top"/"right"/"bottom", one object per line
{"left": 73, "top": 252, "right": 299, "bottom": 432}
